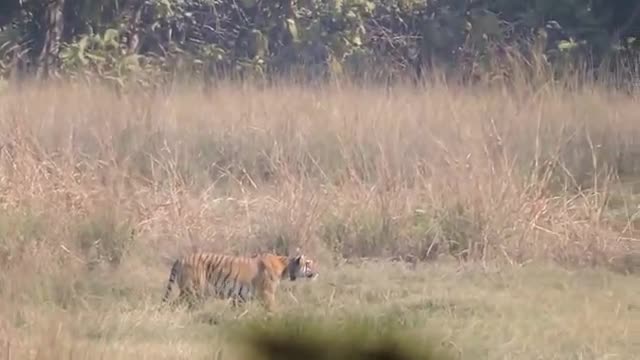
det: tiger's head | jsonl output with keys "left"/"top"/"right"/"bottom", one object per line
{"left": 287, "top": 252, "right": 318, "bottom": 281}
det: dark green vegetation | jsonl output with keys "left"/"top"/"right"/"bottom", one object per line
{"left": 1, "top": 0, "right": 640, "bottom": 85}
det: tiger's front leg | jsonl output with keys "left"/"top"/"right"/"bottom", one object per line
{"left": 259, "top": 279, "right": 279, "bottom": 313}
{"left": 263, "top": 293, "right": 276, "bottom": 312}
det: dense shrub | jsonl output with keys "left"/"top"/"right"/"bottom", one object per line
{"left": 1, "top": 0, "right": 639, "bottom": 85}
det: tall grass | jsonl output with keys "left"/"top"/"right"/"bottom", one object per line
{"left": 1, "top": 75, "right": 638, "bottom": 269}
{"left": 0, "top": 67, "right": 639, "bottom": 358}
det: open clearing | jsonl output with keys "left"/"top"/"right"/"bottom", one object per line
{"left": 1, "top": 260, "right": 639, "bottom": 359}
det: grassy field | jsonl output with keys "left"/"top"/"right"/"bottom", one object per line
{"left": 1, "top": 259, "right": 638, "bottom": 359}
{"left": 0, "top": 77, "right": 639, "bottom": 359}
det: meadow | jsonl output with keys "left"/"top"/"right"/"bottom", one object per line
{"left": 0, "top": 76, "right": 639, "bottom": 359}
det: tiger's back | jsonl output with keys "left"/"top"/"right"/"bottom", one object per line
{"left": 162, "top": 251, "right": 317, "bottom": 311}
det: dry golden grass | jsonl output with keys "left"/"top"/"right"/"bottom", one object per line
{"left": 0, "top": 76, "right": 639, "bottom": 359}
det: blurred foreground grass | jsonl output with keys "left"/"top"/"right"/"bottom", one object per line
{"left": 236, "top": 315, "right": 452, "bottom": 360}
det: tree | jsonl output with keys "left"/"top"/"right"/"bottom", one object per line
{"left": 35, "top": 0, "right": 66, "bottom": 78}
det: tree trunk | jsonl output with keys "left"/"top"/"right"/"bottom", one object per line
{"left": 124, "top": 0, "right": 146, "bottom": 54}
{"left": 36, "top": 0, "right": 66, "bottom": 79}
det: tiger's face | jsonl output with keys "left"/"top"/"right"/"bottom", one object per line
{"left": 288, "top": 255, "right": 319, "bottom": 281}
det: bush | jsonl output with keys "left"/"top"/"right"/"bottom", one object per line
{"left": 74, "top": 208, "right": 135, "bottom": 270}
{"left": 3, "top": 0, "right": 640, "bottom": 85}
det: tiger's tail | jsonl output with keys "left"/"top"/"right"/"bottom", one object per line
{"left": 162, "top": 259, "right": 181, "bottom": 303}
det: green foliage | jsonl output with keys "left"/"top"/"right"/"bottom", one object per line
{"left": 2, "top": 0, "right": 640, "bottom": 82}
{"left": 58, "top": 27, "right": 161, "bottom": 87}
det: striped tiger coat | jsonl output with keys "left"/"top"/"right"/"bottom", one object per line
{"left": 161, "top": 251, "right": 318, "bottom": 311}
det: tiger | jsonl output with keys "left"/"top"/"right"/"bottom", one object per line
{"left": 161, "top": 250, "right": 318, "bottom": 312}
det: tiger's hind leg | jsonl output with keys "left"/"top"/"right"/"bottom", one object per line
{"left": 230, "top": 293, "right": 249, "bottom": 309}
{"left": 162, "top": 289, "right": 188, "bottom": 311}
{"left": 228, "top": 292, "right": 251, "bottom": 320}
{"left": 175, "top": 288, "right": 203, "bottom": 311}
